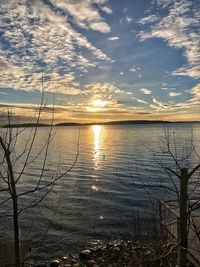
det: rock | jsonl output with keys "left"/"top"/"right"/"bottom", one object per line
{"left": 132, "top": 246, "right": 142, "bottom": 252}
{"left": 106, "top": 243, "right": 112, "bottom": 250}
{"left": 95, "top": 248, "right": 103, "bottom": 258}
{"left": 117, "top": 243, "right": 124, "bottom": 250}
{"left": 112, "top": 246, "right": 120, "bottom": 259}
{"left": 96, "top": 257, "right": 105, "bottom": 264}
{"left": 145, "top": 249, "right": 151, "bottom": 256}
{"left": 79, "top": 249, "right": 92, "bottom": 260}
{"left": 70, "top": 258, "right": 77, "bottom": 265}
{"left": 87, "top": 259, "right": 96, "bottom": 267}
{"left": 50, "top": 259, "right": 60, "bottom": 267}
{"left": 61, "top": 256, "right": 69, "bottom": 261}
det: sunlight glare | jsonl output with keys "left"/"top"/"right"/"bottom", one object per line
{"left": 87, "top": 99, "right": 107, "bottom": 112}
{"left": 92, "top": 125, "right": 101, "bottom": 168}
{"left": 92, "top": 99, "right": 107, "bottom": 108}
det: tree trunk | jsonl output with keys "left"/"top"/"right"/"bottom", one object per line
{"left": 12, "top": 195, "right": 21, "bottom": 267}
{"left": 178, "top": 168, "right": 188, "bottom": 267}
{"left": 0, "top": 138, "right": 21, "bottom": 267}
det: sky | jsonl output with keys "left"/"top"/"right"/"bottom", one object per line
{"left": 0, "top": 0, "right": 199, "bottom": 124}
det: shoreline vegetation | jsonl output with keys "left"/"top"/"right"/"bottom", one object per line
{"left": 1, "top": 120, "right": 200, "bottom": 128}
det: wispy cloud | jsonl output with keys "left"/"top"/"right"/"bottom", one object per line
{"left": 138, "top": 14, "right": 160, "bottom": 25}
{"left": 108, "top": 37, "right": 119, "bottom": 40}
{"left": 0, "top": 0, "right": 111, "bottom": 93}
{"left": 150, "top": 98, "right": 171, "bottom": 111}
{"left": 50, "top": 0, "right": 111, "bottom": 33}
{"left": 138, "top": 0, "right": 200, "bottom": 78}
{"left": 126, "top": 16, "right": 133, "bottom": 23}
{"left": 148, "top": 83, "right": 200, "bottom": 114}
{"left": 132, "top": 97, "right": 149, "bottom": 105}
{"left": 188, "top": 83, "right": 200, "bottom": 102}
{"left": 172, "top": 66, "right": 200, "bottom": 79}
{"left": 83, "top": 82, "right": 125, "bottom": 96}
{"left": 129, "top": 66, "right": 137, "bottom": 72}
{"left": 140, "top": 88, "right": 152, "bottom": 94}
{"left": 169, "top": 92, "right": 182, "bottom": 97}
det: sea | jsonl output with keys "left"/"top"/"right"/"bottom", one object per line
{"left": 0, "top": 123, "right": 200, "bottom": 263}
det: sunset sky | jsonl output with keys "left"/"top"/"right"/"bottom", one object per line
{"left": 0, "top": 0, "right": 199, "bottom": 123}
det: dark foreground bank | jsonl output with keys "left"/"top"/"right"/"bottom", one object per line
{"left": 31, "top": 239, "right": 193, "bottom": 267}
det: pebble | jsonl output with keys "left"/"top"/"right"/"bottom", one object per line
{"left": 79, "top": 249, "right": 92, "bottom": 260}
{"left": 50, "top": 260, "right": 60, "bottom": 267}
{"left": 61, "top": 256, "right": 68, "bottom": 261}
{"left": 87, "top": 259, "right": 96, "bottom": 267}
{"left": 33, "top": 239, "right": 186, "bottom": 267}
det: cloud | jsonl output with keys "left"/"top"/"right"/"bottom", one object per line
{"left": 129, "top": 66, "right": 137, "bottom": 72}
{"left": 83, "top": 82, "right": 125, "bottom": 96}
{"left": 151, "top": 98, "right": 172, "bottom": 111}
{"left": 49, "top": 0, "right": 111, "bottom": 33}
{"left": 2, "top": 83, "right": 200, "bottom": 123}
{"left": 140, "top": 88, "right": 152, "bottom": 94}
{"left": 169, "top": 92, "right": 182, "bottom": 97}
{"left": 108, "top": 37, "right": 119, "bottom": 40}
{"left": 137, "top": 31, "right": 153, "bottom": 42}
{"left": 188, "top": 83, "right": 200, "bottom": 102}
{"left": 149, "top": 83, "right": 200, "bottom": 113}
{"left": 0, "top": 0, "right": 111, "bottom": 94}
{"left": 138, "top": 14, "right": 160, "bottom": 25}
{"left": 99, "top": 6, "right": 112, "bottom": 14}
{"left": 172, "top": 66, "right": 200, "bottom": 78}
{"left": 52, "top": 87, "right": 81, "bottom": 95}
{"left": 0, "top": 102, "right": 77, "bottom": 124}
{"left": 132, "top": 97, "right": 148, "bottom": 105}
{"left": 138, "top": 0, "right": 200, "bottom": 78}
{"left": 126, "top": 16, "right": 133, "bottom": 23}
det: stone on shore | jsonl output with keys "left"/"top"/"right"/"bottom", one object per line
{"left": 44, "top": 239, "right": 193, "bottom": 267}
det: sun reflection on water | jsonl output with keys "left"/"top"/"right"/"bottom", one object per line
{"left": 91, "top": 125, "right": 102, "bottom": 193}
{"left": 92, "top": 125, "right": 101, "bottom": 169}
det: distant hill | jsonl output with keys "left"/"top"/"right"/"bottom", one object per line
{"left": 104, "top": 120, "right": 172, "bottom": 125}
{"left": 55, "top": 120, "right": 172, "bottom": 126}
{"left": 1, "top": 120, "right": 200, "bottom": 128}
{"left": 55, "top": 122, "right": 82, "bottom": 126}
{"left": 1, "top": 123, "right": 51, "bottom": 128}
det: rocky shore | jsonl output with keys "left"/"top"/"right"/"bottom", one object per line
{"left": 36, "top": 239, "right": 187, "bottom": 267}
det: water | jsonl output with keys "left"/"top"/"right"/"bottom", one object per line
{"left": 0, "top": 123, "right": 200, "bottom": 262}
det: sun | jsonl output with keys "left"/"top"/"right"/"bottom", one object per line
{"left": 91, "top": 99, "right": 107, "bottom": 108}
{"left": 87, "top": 99, "right": 107, "bottom": 112}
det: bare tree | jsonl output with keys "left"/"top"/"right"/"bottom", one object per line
{"left": 0, "top": 92, "right": 79, "bottom": 266}
{"left": 116, "top": 127, "right": 200, "bottom": 267}
{"left": 157, "top": 128, "right": 200, "bottom": 267}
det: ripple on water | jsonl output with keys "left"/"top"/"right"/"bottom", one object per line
{"left": 0, "top": 124, "right": 200, "bottom": 262}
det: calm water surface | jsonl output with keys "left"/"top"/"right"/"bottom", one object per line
{"left": 0, "top": 124, "right": 200, "bottom": 262}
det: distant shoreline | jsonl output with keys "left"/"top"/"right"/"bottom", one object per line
{"left": 1, "top": 120, "right": 200, "bottom": 128}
